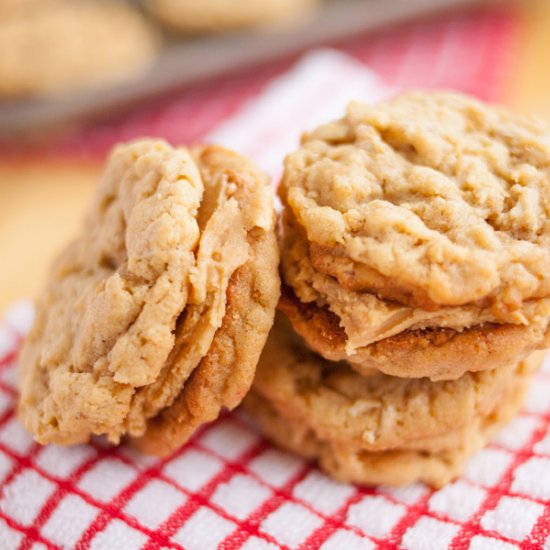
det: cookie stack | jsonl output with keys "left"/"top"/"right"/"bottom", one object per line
{"left": 245, "top": 92, "right": 550, "bottom": 487}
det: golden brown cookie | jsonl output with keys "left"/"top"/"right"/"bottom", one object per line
{"left": 251, "top": 317, "right": 542, "bottom": 452}
{"left": 0, "top": 0, "right": 159, "bottom": 98}
{"left": 18, "top": 140, "right": 280, "bottom": 455}
{"left": 146, "top": 0, "right": 317, "bottom": 33}
{"left": 280, "top": 286, "right": 550, "bottom": 381}
{"left": 242, "top": 366, "right": 532, "bottom": 488}
{"left": 280, "top": 213, "right": 550, "bottom": 380}
{"left": 244, "top": 319, "right": 546, "bottom": 487}
{"left": 280, "top": 92, "right": 550, "bottom": 314}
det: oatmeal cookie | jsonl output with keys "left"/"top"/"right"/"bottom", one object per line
{"left": 146, "top": 0, "right": 317, "bottom": 33}
{"left": 280, "top": 92, "right": 550, "bottom": 313}
{"left": 251, "top": 317, "right": 543, "bottom": 452}
{"left": 0, "top": 0, "right": 159, "bottom": 97}
{"left": 18, "top": 140, "right": 280, "bottom": 454}
{"left": 243, "top": 362, "right": 534, "bottom": 487}
{"left": 280, "top": 286, "right": 550, "bottom": 381}
{"left": 280, "top": 212, "right": 550, "bottom": 373}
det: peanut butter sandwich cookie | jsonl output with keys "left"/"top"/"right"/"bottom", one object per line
{"left": 18, "top": 139, "right": 280, "bottom": 456}
{"left": 146, "top": 0, "right": 318, "bottom": 33}
{"left": 279, "top": 92, "right": 550, "bottom": 380}
{"left": 0, "top": 0, "right": 159, "bottom": 98}
{"left": 243, "top": 318, "right": 545, "bottom": 487}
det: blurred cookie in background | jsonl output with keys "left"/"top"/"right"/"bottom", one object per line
{"left": 145, "top": 0, "right": 319, "bottom": 34}
{"left": 0, "top": 0, "right": 160, "bottom": 98}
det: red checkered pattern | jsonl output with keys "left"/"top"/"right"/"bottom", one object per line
{"left": 2, "top": 7, "right": 549, "bottom": 549}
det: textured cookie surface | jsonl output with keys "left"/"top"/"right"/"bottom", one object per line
{"left": 280, "top": 285, "right": 550, "bottom": 380}
{"left": 252, "top": 317, "right": 541, "bottom": 451}
{"left": 243, "top": 367, "right": 531, "bottom": 487}
{"left": 132, "top": 146, "right": 281, "bottom": 455}
{"left": 281, "top": 212, "right": 550, "bottom": 358}
{"left": 18, "top": 140, "right": 279, "bottom": 453}
{"left": 281, "top": 92, "right": 550, "bottom": 313}
{"left": 146, "top": 0, "right": 317, "bottom": 32}
{"left": 245, "top": 319, "right": 545, "bottom": 487}
{"left": 0, "top": 0, "right": 158, "bottom": 97}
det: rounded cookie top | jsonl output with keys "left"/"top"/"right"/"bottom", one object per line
{"left": 281, "top": 92, "right": 550, "bottom": 311}
{"left": 0, "top": 0, "right": 159, "bottom": 97}
{"left": 146, "top": 0, "right": 317, "bottom": 33}
{"left": 252, "top": 316, "right": 539, "bottom": 452}
{"left": 18, "top": 139, "right": 280, "bottom": 452}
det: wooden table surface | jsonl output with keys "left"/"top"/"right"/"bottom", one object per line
{"left": 1, "top": 1, "right": 550, "bottom": 313}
